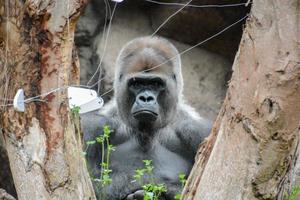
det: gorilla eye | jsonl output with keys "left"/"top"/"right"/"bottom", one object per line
{"left": 133, "top": 81, "right": 141, "bottom": 88}
{"left": 151, "top": 78, "right": 166, "bottom": 90}
{"left": 153, "top": 81, "right": 164, "bottom": 89}
{"left": 128, "top": 79, "right": 142, "bottom": 89}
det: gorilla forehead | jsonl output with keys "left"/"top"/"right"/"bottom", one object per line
{"left": 115, "top": 37, "right": 183, "bottom": 93}
{"left": 122, "top": 47, "right": 174, "bottom": 75}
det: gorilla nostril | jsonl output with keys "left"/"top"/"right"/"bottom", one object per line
{"left": 138, "top": 94, "right": 155, "bottom": 103}
{"left": 139, "top": 96, "right": 147, "bottom": 102}
{"left": 147, "top": 96, "right": 154, "bottom": 102}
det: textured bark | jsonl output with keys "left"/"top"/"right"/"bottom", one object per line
{"left": 182, "top": 0, "right": 300, "bottom": 199}
{"left": 0, "top": 0, "right": 95, "bottom": 199}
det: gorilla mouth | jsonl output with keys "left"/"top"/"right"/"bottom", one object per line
{"left": 133, "top": 110, "right": 158, "bottom": 122}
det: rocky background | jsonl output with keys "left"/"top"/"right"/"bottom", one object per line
{"left": 0, "top": 0, "right": 249, "bottom": 197}
{"left": 76, "top": 0, "right": 249, "bottom": 120}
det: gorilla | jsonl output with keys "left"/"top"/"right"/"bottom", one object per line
{"left": 81, "top": 36, "right": 212, "bottom": 200}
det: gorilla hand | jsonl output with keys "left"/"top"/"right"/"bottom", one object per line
{"left": 126, "top": 190, "right": 145, "bottom": 200}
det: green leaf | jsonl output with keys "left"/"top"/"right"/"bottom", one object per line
{"left": 289, "top": 185, "right": 300, "bottom": 200}
{"left": 86, "top": 140, "right": 96, "bottom": 145}
{"left": 174, "top": 194, "right": 181, "bottom": 200}
{"left": 108, "top": 144, "right": 116, "bottom": 152}
{"left": 96, "top": 136, "right": 104, "bottom": 143}
{"left": 71, "top": 105, "right": 81, "bottom": 114}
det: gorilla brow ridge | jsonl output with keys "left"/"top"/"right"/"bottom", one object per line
{"left": 121, "top": 46, "right": 174, "bottom": 73}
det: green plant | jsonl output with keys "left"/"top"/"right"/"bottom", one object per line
{"left": 98, "top": 125, "right": 115, "bottom": 199}
{"left": 282, "top": 184, "right": 300, "bottom": 200}
{"left": 84, "top": 125, "right": 115, "bottom": 200}
{"left": 143, "top": 183, "right": 167, "bottom": 200}
{"left": 174, "top": 173, "right": 187, "bottom": 200}
{"left": 70, "top": 105, "right": 81, "bottom": 130}
{"left": 70, "top": 105, "right": 81, "bottom": 114}
{"left": 133, "top": 160, "right": 167, "bottom": 200}
{"left": 70, "top": 105, "right": 84, "bottom": 156}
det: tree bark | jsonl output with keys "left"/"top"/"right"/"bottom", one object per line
{"left": 182, "top": 0, "right": 300, "bottom": 199}
{"left": 0, "top": 0, "right": 95, "bottom": 199}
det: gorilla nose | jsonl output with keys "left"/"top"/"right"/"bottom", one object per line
{"left": 132, "top": 91, "right": 158, "bottom": 122}
{"left": 136, "top": 91, "right": 156, "bottom": 105}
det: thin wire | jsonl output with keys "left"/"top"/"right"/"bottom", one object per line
{"left": 89, "top": 77, "right": 107, "bottom": 89}
{"left": 0, "top": 103, "right": 13, "bottom": 107}
{"left": 146, "top": 14, "right": 248, "bottom": 72}
{"left": 106, "top": 0, "right": 112, "bottom": 18}
{"left": 100, "top": 87, "right": 114, "bottom": 97}
{"left": 145, "top": 0, "right": 251, "bottom": 8}
{"left": 2, "top": 0, "right": 10, "bottom": 109}
{"left": 152, "top": 0, "right": 192, "bottom": 36}
{"left": 88, "top": 0, "right": 115, "bottom": 86}
{"left": 87, "top": 2, "right": 117, "bottom": 86}
{"left": 97, "top": 0, "right": 110, "bottom": 94}
{"left": 63, "top": 0, "right": 70, "bottom": 102}
{"left": 24, "top": 88, "right": 65, "bottom": 102}
{"left": 0, "top": 98, "right": 13, "bottom": 101}
{"left": 67, "top": 0, "right": 70, "bottom": 36}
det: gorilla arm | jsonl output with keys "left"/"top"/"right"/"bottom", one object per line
{"left": 174, "top": 103, "right": 212, "bottom": 155}
{"left": 80, "top": 102, "right": 119, "bottom": 177}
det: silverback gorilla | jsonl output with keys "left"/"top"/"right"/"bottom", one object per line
{"left": 81, "top": 37, "right": 212, "bottom": 200}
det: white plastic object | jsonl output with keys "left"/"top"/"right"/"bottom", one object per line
{"left": 80, "top": 98, "right": 104, "bottom": 114}
{"left": 13, "top": 89, "right": 25, "bottom": 112}
{"left": 68, "top": 87, "right": 104, "bottom": 114}
{"left": 111, "top": 0, "right": 124, "bottom": 2}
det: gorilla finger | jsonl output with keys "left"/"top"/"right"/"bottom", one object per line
{"left": 126, "top": 194, "right": 135, "bottom": 200}
{"left": 134, "top": 190, "right": 145, "bottom": 199}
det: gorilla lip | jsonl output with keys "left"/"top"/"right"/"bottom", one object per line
{"left": 133, "top": 110, "right": 158, "bottom": 122}
{"left": 133, "top": 110, "right": 157, "bottom": 115}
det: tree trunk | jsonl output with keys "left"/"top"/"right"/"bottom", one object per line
{"left": 0, "top": 0, "right": 95, "bottom": 199}
{"left": 182, "top": 0, "right": 300, "bottom": 199}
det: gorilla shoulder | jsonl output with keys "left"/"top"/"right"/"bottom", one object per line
{"left": 173, "top": 102, "right": 212, "bottom": 154}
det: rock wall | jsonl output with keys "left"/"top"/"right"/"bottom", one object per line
{"left": 93, "top": 3, "right": 231, "bottom": 119}
{"left": 150, "top": 0, "right": 249, "bottom": 60}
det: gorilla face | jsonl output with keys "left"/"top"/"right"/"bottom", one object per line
{"left": 128, "top": 76, "right": 165, "bottom": 122}
{"left": 117, "top": 72, "right": 178, "bottom": 130}
{"left": 114, "top": 37, "right": 182, "bottom": 131}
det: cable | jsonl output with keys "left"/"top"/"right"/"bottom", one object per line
{"left": 146, "top": 14, "right": 248, "bottom": 72}
{"left": 145, "top": 0, "right": 251, "bottom": 8}
{"left": 86, "top": 2, "right": 118, "bottom": 87}
{"left": 97, "top": 0, "right": 111, "bottom": 94}
{"left": 152, "top": 0, "right": 192, "bottom": 36}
